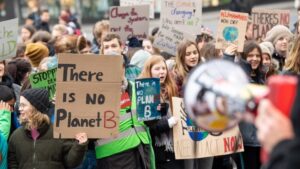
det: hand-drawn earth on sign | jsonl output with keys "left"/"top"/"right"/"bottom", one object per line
{"left": 186, "top": 116, "right": 209, "bottom": 141}
{"left": 181, "top": 103, "right": 210, "bottom": 141}
{"left": 223, "top": 26, "right": 239, "bottom": 42}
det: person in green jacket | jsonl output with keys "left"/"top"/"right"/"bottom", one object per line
{"left": 94, "top": 52, "right": 154, "bottom": 169}
{"left": 0, "top": 85, "right": 16, "bottom": 169}
{"left": 8, "top": 88, "right": 88, "bottom": 169}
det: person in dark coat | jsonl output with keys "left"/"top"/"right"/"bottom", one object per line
{"left": 8, "top": 89, "right": 88, "bottom": 169}
{"left": 139, "top": 55, "right": 183, "bottom": 169}
{"left": 256, "top": 75, "right": 300, "bottom": 169}
{"left": 223, "top": 41, "right": 265, "bottom": 169}
{"left": 264, "top": 25, "right": 293, "bottom": 71}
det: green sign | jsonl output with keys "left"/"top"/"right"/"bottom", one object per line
{"left": 29, "top": 68, "right": 57, "bottom": 99}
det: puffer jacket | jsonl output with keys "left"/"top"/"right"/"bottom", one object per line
{"left": 8, "top": 123, "right": 87, "bottom": 169}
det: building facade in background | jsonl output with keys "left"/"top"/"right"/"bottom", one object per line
{"left": 0, "top": 0, "right": 294, "bottom": 24}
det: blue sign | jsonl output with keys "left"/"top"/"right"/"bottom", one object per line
{"left": 135, "top": 78, "right": 161, "bottom": 121}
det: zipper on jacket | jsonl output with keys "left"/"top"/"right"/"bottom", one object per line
{"left": 33, "top": 140, "right": 36, "bottom": 169}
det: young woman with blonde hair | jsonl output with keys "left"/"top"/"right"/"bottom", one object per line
{"left": 8, "top": 89, "right": 88, "bottom": 169}
{"left": 284, "top": 36, "right": 300, "bottom": 75}
{"left": 139, "top": 55, "right": 182, "bottom": 169}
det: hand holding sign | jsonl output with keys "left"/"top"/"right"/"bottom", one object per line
{"left": 75, "top": 132, "right": 88, "bottom": 144}
{"left": 135, "top": 78, "right": 161, "bottom": 121}
{"left": 54, "top": 54, "right": 123, "bottom": 139}
{"left": 216, "top": 10, "right": 248, "bottom": 52}
{"left": 224, "top": 43, "right": 238, "bottom": 56}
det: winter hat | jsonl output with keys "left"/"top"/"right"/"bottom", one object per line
{"left": 200, "top": 26, "right": 213, "bottom": 38}
{"left": 259, "top": 41, "right": 274, "bottom": 58}
{"left": 25, "top": 43, "right": 49, "bottom": 67}
{"left": 21, "top": 88, "right": 50, "bottom": 113}
{"left": 264, "top": 25, "right": 292, "bottom": 45}
{"left": 0, "top": 85, "right": 15, "bottom": 102}
{"left": 127, "top": 36, "right": 142, "bottom": 48}
{"left": 130, "top": 49, "right": 151, "bottom": 69}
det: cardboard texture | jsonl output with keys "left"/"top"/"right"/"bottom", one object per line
{"left": 54, "top": 54, "right": 122, "bottom": 139}
{"left": 161, "top": 0, "right": 202, "bottom": 34}
{"left": 153, "top": 27, "right": 195, "bottom": 56}
{"left": 135, "top": 78, "right": 161, "bottom": 121}
{"left": 29, "top": 68, "right": 57, "bottom": 99}
{"left": 109, "top": 5, "right": 149, "bottom": 43}
{"left": 153, "top": 0, "right": 201, "bottom": 55}
{"left": 0, "top": 18, "right": 18, "bottom": 61}
{"left": 216, "top": 10, "right": 248, "bottom": 52}
{"left": 120, "top": 0, "right": 155, "bottom": 18}
{"left": 172, "top": 97, "right": 244, "bottom": 159}
{"left": 252, "top": 8, "right": 290, "bottom": 40}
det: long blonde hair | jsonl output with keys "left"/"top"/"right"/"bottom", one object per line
{"left": 284, "top": 36, "right": 300, "bottom": 74}
{"left": 139, "top": 55, "right": 178, "bottom": 101}
{"left": 174, "top": 40, "right": 200, "bottom": 79}
{"left": 21, "top": 107, "right": 50, "bottom": 130}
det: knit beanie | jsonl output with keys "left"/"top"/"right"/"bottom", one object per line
{"left": 264, "top": 25, "right": 292, "bottom": 45}
{"left": 21, "top": 88, "right": 50, "bottom": 113}
{"left": 0, "top": 85, "right": 15, "bottom": 102}
{"left": 259, "top": 41, "right": 274, "bottom": 58}
{"left": 130, "top": 49, "right": 151, "bottom": 69}
{"left": 127, "top": 36, "right": 142, "bottom": 48}
{"left": 25, "top": 43, "right": 49, "bottom": 67}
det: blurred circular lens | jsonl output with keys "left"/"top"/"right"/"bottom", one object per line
{"left": 184, "top": 60, "right": 249, "bottom": 132}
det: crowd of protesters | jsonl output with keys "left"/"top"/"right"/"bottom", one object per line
{"left": 0, "top": 3, "right": 300, "bottom": 169}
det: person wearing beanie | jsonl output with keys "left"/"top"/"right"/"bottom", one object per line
{"left": 8, "top": 88, "right": 88, "bottom": 169}
{"left": 25, "top": 42, "right": 49, "bottom": 69}
{"left": 259, "top": 42, "right": 274, "bottom": 67}
{"left": 259, "top": 42, "right": 278, "bottom": 78}
{"left": 130, "top": 49, "right": 152, "bottom": 69}
{"left": 196, "top": 26, "right": 214, "bottom": 50}
{"left": 264, "top": 25, "right": 293, "bottom": 71}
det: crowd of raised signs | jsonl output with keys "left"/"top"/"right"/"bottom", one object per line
{"left": 0, "top": 3, "right": 300, "bottom": 169}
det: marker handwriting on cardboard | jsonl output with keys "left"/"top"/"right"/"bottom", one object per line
{"left": 56, "top": 109, "right": 117, "bottom": 129}
{"left": 31, "top": 68, "right": 56, "bottom": 84}
{"left": 58, "top": 64, "right": 103, "bottom": 82}
{"left": 170, "top": 8, "right": 193, "bottom": 19}
{"left": 251, "top": 9, "right": 290, "bottom": 39}
{"left": 110, "top": 7, "right": 129, "bottom": 19}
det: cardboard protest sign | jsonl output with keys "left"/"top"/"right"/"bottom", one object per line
{"left": 120, "top": 0, "right": 155, "bottom": 18}
{"left": 54, "top": 54, "right": 123, "bottom": 139}
{"left": 154, "top": 0, "right": 201, "bottom": 55}
{"left": 109, "top": 5, "right": 149, "bottom": 43}
{"left": 0, "top": 18, "right": 18, "bottom": 61}
{"left": 160, "top": 0, "right": 202, "bottom": 34}
{"left": 252, "top": 9, "right": 290, "bottom": 40}
{"left": 135, "top": 78, "right": 160, "bottom": 121}
{"left": 216, "top": 10, "right": 249, "bottom": 52}
{"left": 172, "top": 97, "right": 244, "bottom": 159}
{"left": 29, "top": 68, "right": 57, "bottom": 99}
{"left": 153, "top": 27, "right": 195, "bottom": 56}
